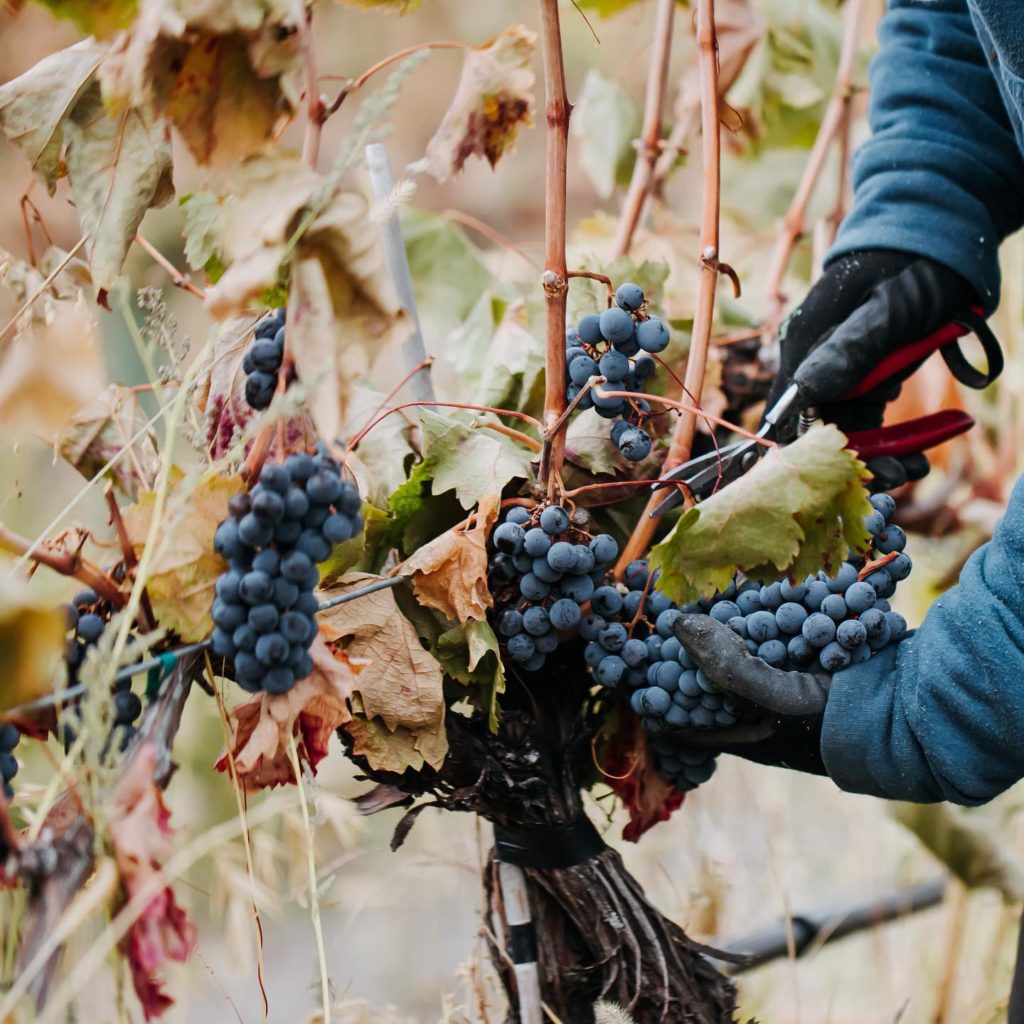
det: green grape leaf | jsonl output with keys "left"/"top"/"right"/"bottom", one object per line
{"left": 64, "top": 87, "right": 174, "bottom": 291}
{"left": 474, "top": 301, "right": 545, "bottom": 416}
{"left": 337, "top": 0, "right": 421, "bottom": 9}
{"left": 434, "top": 619, "right": 505, "bottom": 732}
{"left": 571, "top": 69, "right": 641, "bottom": 199}
{"left": 420, "top": 409, "right": 534, "bottom": 511}
{"left": 0, "top": 39, "right": 106, "bottom": 193}
{"left": 649, "top": 425, "right": 872, "bottom": 604}
{"left": 565, "top": 409, "right": 622, "bottom": 477}
{"left": 414, "top": 25, "right": 536, "bottom": 182}
{"left": 179, "top": 192, "right": 223, "bottom": 274}
{"left": 575, "top": 0, "right": 645, "bottom": 15}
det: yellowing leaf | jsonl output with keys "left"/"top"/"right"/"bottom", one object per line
{"left": 317, "top": 573, "right": 447, "bottom": 770}
{"left": 123, "top": 471, "right": 245, "bottom": 640}
{"left": 64, "top": 86, "right": 174, "bottom": 291}
{"left": 100, "top": 0, "right": 303, "bottom": 167}
{"left": 420, "top": 410, "right": 534, "bottom": 511}
{"left": 434, "top": 619, "right": 505, "bottom": 732}
{"left": 415, "top": 25, "right": 536, "bottom": 182}
{"left": 400, "top": 493, "right": 499, "bottom": 624}
{"left": 474, "top": 301, "right": 545, "bottom": 414}
{"left": 0, "top": 39, "right": 106, "bottom": 193}
{"left": 216, "top": 635, "right": 364, "bottom": 789}
{"left": 0, "top": 293, "right": 106, "bottom": 440}
{"left": 55, "top": 384, "right": 160, "bottom": 500}
{"left": 0, "top": 576, "right": 66, "bottom": 714}
{"left": 649, "top": 425, "right": 872, "bottom": 604}
{"left": 33, "top": 0, "right": 138, "bottom": 37}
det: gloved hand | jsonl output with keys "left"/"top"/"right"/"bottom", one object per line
{"left": 668, "top": 614, "right": 832, "bottom": 775}
{"left": 766, "top": 250, "right": 977, "bottom": 491}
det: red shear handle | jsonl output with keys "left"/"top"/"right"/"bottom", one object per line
{"left": 844, "top": 306, "right": 985, "bottom": 399}
{"left": 846, "top": 410, "right": 975, "bottom": 461}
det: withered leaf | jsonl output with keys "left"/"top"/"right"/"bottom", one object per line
{"left": 317, "top": 573, "right": 448, "bottom": 770}
{"left": 123, "top": 470, "right": 245, "bottom": 641}
{"left": 400, "top": 493, "right": 499, "bottom": 624}
{"left": 416, "top": 25, "right": 536, "bottom": 182}
{"left": 110, "top": 745, "right": 197, "bottom": 1020}
{"left": 0, "top": 39, "right": 106, "bottom": 193}
{"left": 100, "top": 0, "right": 303, "bottom": 167}
{"left": 0, "top": 576, "right": 67, "bottom": 715}
{"left": 64, "top": 86, "right": 174, "bottom": 291}
{"left": 216, "top": 635, "right": 364, "bottom": 790}
{"left": 0, "top": 292, "right": 106, "bottom": 440}
{"left": 56, "top": 384, "right": 160, "bottom": 500}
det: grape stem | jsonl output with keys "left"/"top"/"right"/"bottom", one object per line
{"left": 566, "top": 269, "right": 614, "bottom": 303}
{"left": 348, "top": 400, "right": 542, "bottom": 452}
{"left": 616, "top": 0, "right": 722, "bottom": 577}
{"left": 611, "top": 0, "right": 676, "bottom": 260}
{"left": 544, "top": 375, "right": 605, "bottom": 439}
{"left": 857, "top": 549, "right": 899, "bottom": 582}
{"left": 133, "top": 234, "right": 205, "bottom": 300}
{"left": 474, "top": 420, "right": 542, "bottom": 452}
{"left": 762, "top": 0, "right": 865, "bottom": 332}
{"left": 537, "top": 0, "right": 572, "bottom": 501}
{"left": 0, "top": 523, "right": 125, "bottom": 608}
{"left": 104, "top": 486, "right": 156, "bottom": 630}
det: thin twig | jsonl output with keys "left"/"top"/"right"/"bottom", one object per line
{"left": 474, "top": 420, "right": 542, "bottom": 452}
{"left": 545, "top": 375, "right": 604, "bottom": 438}
{"left": 762, "top": 0, "right": 865, "bottom": 331}
{"left": 443, "top": 208, "right": 540, "bottom": 269}
{"left": 537, "top": 0, "right": 573, "bottom": 500}
{"left": 104, "top": 486, "right": 155, "bottom": 630}
{"left": 133, "top": 234, "right": 205, "bottom": 300}
{"left": 349, "top": 400, "right": 542, "bottom": 452}
{"left": 566, "top": 269, "right": 614, "bottom": 303}
{"left": 616, "top": 0, "right": 722, "bottom": 576}
{"left": 0, "top": 524, "right": 124, "bottom": 607}
{"left": 0, "top": 236, "right": 88, "bottom": 350}
{"left": 325, "top": 41, "right": 470, "bottom": 117}
{"left": 611, "top": 0, "right": 676, "bottom": 259}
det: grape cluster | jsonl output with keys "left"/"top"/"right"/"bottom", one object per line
{"left": 0, "top": 724, "right": 19, "bottom": 800}
{"left": 242, "top": 308, "right": 287, "bottom": 410}
{"left": 59, "top": 589, "right": 145, "bottom": 754}
{"left": 212, "top": 448, "right": 362, "bottom": 693}
{"left": 588, "top": 493, "right": 911, "bottom": 790}
{"left": 565, "top": 282, "right": 671, "bottom": 463}
{"left": 488, "top": 504, "right": 620, "bottom": 673}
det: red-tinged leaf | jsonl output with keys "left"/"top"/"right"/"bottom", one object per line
{"left": 110, "top": 745, "right": 197, "bottom": 1020}
{"left": 215, "top": 634, "right": 366, "bottom": 790}
{"left": 603, "top": 710, "right": 684, "bottom": 843}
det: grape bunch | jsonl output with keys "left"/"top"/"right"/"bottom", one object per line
{"left": 242, "top": 308, "right": 287, "bottom": 410}
{"left": 59, "top": 589, "right": 145, "bottom": 755}
{"left": 212, "top": 448, "right": 362, "bottom": 693}
{"left": 565, "top": 282, "right": 671, "bottom": 463}
{"left": 0, "top": 723, "right": 19, "bottom": 800}
{"left": 488, "top": 504, "right": 620, "bottom": 673}
{"left": 587, "top": 493, "right": 912, "bottom": 790}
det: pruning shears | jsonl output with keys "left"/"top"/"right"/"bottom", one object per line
{"left": 648, "top": 308, "right": 1003, "bottom": 518}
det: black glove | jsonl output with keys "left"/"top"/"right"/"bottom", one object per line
{"left": 766, "top": 250, "right": 978, "bottom": 491}
{"left": 670, "top": 614, "right": 831, "bottom": 775}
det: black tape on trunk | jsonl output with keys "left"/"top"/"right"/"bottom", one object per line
{"left": 493, "top": 816, "right": 606, "bottom": 870}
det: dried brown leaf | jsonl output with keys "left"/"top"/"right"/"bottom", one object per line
{"left": 416, "top": 25, "right": 536, "bottom": 182}
{"left": 400, "top": 493, "right": 500, "bottom": 624}
{"left": 215, "top": 634, "right": 364, "bottom": 789}
{"left": 55, "top": 384, "right": 160, "bottom": 499}
{"left": 317, "top": 573, "right": 447, "bottom": 770}
{"left": 110, "top": 745, "right": 197, "bottom": 1020}
{"left": 123, "top": 471, "right": 245, "bottom": 641}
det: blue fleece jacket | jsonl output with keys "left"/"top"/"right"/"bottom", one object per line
{"left": 819, "top": 0, "right": 1024, "bottom": 804}
{"left": 829, "top": 0, "right": 1024, "bottom": 311}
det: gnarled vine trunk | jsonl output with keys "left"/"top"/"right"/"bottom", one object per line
{"left": 350, "top": 649, "right": 737, "bottom": 1024}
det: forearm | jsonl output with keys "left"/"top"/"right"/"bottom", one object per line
{"left": 830, "top": 0, "right": 1024, "bottom": 311}
{"left": 821, "top": 477, "right": 1024, "bottom": 804}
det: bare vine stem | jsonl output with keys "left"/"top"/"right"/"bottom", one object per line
{"left": 611, "top": 0, "right": 676, "bottom": 259}
{"left": 762, "top": 0, "right": 865, "bottom": 330}
{"left": 299, "top": 4, "right": 325, "bottom": 169}
{"left": 0, "top": 524, "right": 124, "bottom": 607}
{"left": 133, "top": 234, "right": 205, "bottom": 300}
{"left": 616, "top": 0, "right": 722, "bottom": 576}
{"left": 536, "top": 0, "right": 572, "bottom": 500}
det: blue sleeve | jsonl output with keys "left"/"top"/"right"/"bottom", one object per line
{"left": 821, "top": 476, "right": 1024, "bottom": 805}
{"left": 829, "top": 0, "right": 1024, "bottom": 312}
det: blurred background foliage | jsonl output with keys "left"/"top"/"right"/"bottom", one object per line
{"left": 1, "top": 0, "right": 1023, "bottom": 1020}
